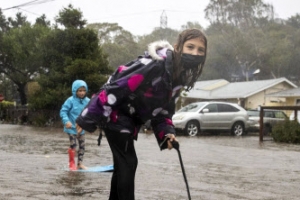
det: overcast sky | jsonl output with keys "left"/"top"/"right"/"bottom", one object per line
{"left": 1, "top": 0, "right": 300, "bottom": 36}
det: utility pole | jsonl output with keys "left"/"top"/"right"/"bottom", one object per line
{"left": 160, "top": 10, "right": 167, "bottom": 39}
{"left": 160, "top": 10, "right": 167, "bottom": 29}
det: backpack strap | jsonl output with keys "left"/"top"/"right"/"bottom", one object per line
{"left": 165, "top": 49, "right": 174, "bottom": 82}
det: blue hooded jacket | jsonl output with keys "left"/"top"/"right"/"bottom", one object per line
{"left": 60, "top": 80, "right": 90, "bottom": 135}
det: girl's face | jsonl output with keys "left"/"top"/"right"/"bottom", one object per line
{"left": 77, "top": 86, "right": 87, "bottom": 99}
{"left": 182, "top": 38, "right": 206, "bottom": 56}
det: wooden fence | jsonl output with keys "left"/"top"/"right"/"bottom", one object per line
{"left": 1, "top": 106, "right": 61, "bottom": 127}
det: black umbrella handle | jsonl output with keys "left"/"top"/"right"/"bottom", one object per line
{"left": 171, "top": 140, "right": 180, "bottom": 150}
{"left": 171, "top": 141, "right": 191, "bottom": 200}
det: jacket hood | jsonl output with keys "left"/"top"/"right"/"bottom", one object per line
{"left": 148, "top": 40, "right": 174, "bottom": 61}
{"left": 72, "top": 80, "right": 88, "bottom": 98}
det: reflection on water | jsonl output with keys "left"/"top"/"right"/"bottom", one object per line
{"left": 58, "top": 171, "right": 86, "bottom": 187}
{"left": 55, "top": 172, "right": 99, "bottom": 196}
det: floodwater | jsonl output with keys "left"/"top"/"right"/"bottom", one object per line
{"left": 1, "top": 125, "right": 300, "bottom": 200}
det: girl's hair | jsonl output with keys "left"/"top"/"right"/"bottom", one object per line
{"left": 173, "top": 28, "right": 207, "bottom": 90}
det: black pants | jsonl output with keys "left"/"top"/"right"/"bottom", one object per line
{"left": 105, "top": 129, "right": 138, "bottom": 200}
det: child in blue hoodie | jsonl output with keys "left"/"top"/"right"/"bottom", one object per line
{"left": 60, "top": 80, "right": 90, "bottom": 170}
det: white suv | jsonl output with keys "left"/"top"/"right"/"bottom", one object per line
{"left": 172, "top": 101, "right": 249, "bottom": 136}
{"left": 247, "top": 109, "right": 288, "bottom": 134}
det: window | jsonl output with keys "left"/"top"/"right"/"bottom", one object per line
{"left": 264, "top": 111, "right": 274, "bottom": 118}
{"left": 217, "top": 104, "right": 239, "bottom": 112}
{"left": 178, "top": 102, "right": 206, "bottom": 112}
{"left": 205, "top": 104, "right": 218, "bottom": 112}
{"left": 247, "top": 110, "right": 259, "bottom": 116}
{"left": 274, "top": 111, "right": 287, "bottom": 119}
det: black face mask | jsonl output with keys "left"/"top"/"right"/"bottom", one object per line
{"left": 181, "top": 53, "right": 205, "bottom": 69}
{"left": 179, "top": 54, "right": 205, "bottom": 91}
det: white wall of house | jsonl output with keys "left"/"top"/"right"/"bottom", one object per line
{"left": 245, "top": 82, "right": 295, "bottom": 109}
{"left": 245, "top": 92, "right": 264, "bottom": 109}
{"left": 283, "top": 97, "right": 300, "bottom": 106}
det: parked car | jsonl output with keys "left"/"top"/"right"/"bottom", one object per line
{"left": 172, "top": 101, "right": 249, "bottom": 136}
{"left": 247, "top": 109, "right": 288, "bottom": 134}
{"left": 289, "top": 111, "right": 300, "bottom": 123}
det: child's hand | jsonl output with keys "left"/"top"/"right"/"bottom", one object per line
{"left": 76, "top": 123, "right": 82, "bottom": 137}
{"left": 65, "top": 121, "right": 72, "bottom": 129}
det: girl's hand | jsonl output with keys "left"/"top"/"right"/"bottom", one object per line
{"left": 65, "top": 121, "right": 72, "bottom": 129}
{"left": 166, "top": 134, "right": 179, "bottom": 150}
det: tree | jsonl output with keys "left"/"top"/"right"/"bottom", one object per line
{"left": 86, "top": 22, "right": 140, "bottom": 69}
{"left": 29, "top": 5, "right": 113, "bottom": 110}
{"left": 55, "top": 4, "right": 86, "bottom": 29}
{"left": 8, "top": 12, "right": 29, "bottom": 28}
{"left": 180, "top": 21, "right": 204, "bottom": 30}
{"left": 35, "top": 14, "right": 51, "bottom": 27}
{"left": 137, "top": 27, "right": 179, "bottom": 55}
{"left": 0, "top": 14, "right": 50, "bottom": 105}
{"left": 0, "top": 9, "right": 9, "bottom": 32}
{"left": 205, "top": 0, "right": 274, "bottom": 29}
{"left": 286, "top": 14, "right": 300, "bottom": 29}
{"left": 202, "top": 0, "right": 285, "bottom": 81}
{"left": 285, "top": 14, "right": 300, "bottom": 84}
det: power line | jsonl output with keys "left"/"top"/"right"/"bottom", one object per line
{"left": 17, "top": 8, "right": 41, "bottom": 16}
{"left": 3, "top": 0, "right": 40, "bottom": 10}
{"left": 2, "top": 0, "right": 55, "bottom": 11}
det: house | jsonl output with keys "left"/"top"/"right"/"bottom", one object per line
{"left": 181, "top": 77, "right": 298, "bottom": 110}
{"left": 266, "top": 87, "right": 300, "bottom": 106}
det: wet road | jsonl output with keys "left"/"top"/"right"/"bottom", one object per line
{"left": 1, "top": 124, "right": 300, "bottom": 200}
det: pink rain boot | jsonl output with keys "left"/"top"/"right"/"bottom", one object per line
{"left": 68, "top": 148, "right": 77, "bottom": 171}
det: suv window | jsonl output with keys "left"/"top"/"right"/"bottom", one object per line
{"left": 247, "top": 110, "right": 259, "bottom": 116}
{"left": 248, "top": 110, "right": 288, "bottom": 119}
{"left": 273, "top": 111, "right": 287, "bottom": 119}
{"left": 204, "top": 104, "right": 218, "bottom": 112}
{"left": 264, "top": 111, "right": 274, "bottom": 118}
{"left": 178, "top": 102, "right": 205, "bottom": 112}
{"left": 263, "top": 110, "right": 287, "bottom": 119}
{"left": 217, "top": 104, "right": 239, "bottom": 112}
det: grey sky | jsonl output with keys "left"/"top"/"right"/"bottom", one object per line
{"left": 1, "top": 0, "right": 300, "bottom": 36}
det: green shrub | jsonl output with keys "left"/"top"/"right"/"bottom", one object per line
{"left": 271, "top": 120, "right": 300, "bottom": 143}
{"left": 0, "top": 101, "right": 15, "bottom": 121}
{"left": 0, "top": 100, "right": 15, "bottom": 109}
{"left": 30, "top": 111, "right": 48, "bottom": 127}
{"left": 28, "top": 109, "right": 62, "bottom": 127}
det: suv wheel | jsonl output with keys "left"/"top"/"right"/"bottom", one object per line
{"left": 231, "top": 122, "right": 244, "bottom": 136}
{"left": 185, "top": 121, "right": 200, "bottom": 136}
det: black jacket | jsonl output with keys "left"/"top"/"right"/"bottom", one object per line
{"left": 76, "top": 41, "right": 182, "bottom": 150}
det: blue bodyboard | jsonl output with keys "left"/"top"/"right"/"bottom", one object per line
{"left": 76, "top": 165, "right": 114, "bottom": 172}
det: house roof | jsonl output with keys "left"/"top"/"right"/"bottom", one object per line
{"left": 185, "top": 77, "right": 298, "bottom": 99}
{"left": 266, "top": 87, "right": 300, "bottom": 97}
{"left": 193, "top": 79, "right": 229, "bottom": 90}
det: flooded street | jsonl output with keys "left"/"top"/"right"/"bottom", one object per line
{"left": 1, "top": 124, "right": 300, "bottom": 200}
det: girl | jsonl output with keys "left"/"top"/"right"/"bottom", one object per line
{"left": 76, "top": 28, "right": 207, "bottom": 199}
